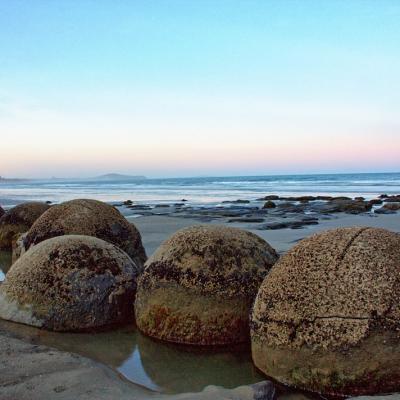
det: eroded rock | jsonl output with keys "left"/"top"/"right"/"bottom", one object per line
{"left": 0, "top": 202, "right": 50, "bottom": 250}
{"left": 135, "top": 225, "right": 278, "bottom": 345}
{"left": 16, "top": 199, "right": 146, "bottom": 267}
{"left": 0, "top": 235, "right": 141, "bottom": 331}
{"left": 251, "top": 227, "right": 400, "bottom": 396}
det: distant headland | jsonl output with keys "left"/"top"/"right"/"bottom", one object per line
{"left": 0, "top": 174, "right": 146, "bottom": 182}
{"left": 93, "top": 173, "right": 146, "bottom": 181}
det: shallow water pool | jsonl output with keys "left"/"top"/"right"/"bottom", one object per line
{"left": 0, "top": 251, "right": 12, "bottom": 281}
{"left": 0, "top": 319, "right": 267, "bottom": 394}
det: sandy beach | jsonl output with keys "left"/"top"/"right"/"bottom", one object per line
{"left": 131, "top": 212, "right": 400, "bottom": 257}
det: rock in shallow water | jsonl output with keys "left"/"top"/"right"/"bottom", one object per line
{"left": 0, "top": 235, "right": 141, "bottom": 331}
{"left": 251, "top": 227, "right": 400, "bottom": 397}
{"left": 15, "top": 199, "right": 146, "bottom": 268}
{"left": 0, "top": 202, "right": 50, "bottom": 250}
{"left": 135, "top": 225, "right": 278, "bottom": 345}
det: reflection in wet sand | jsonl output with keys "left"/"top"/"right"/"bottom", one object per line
{"left": 0, "top": 251, "right": 12, "bottom": 281}
{"left": 0, "top": 319, "right": 263, "bottom": 394}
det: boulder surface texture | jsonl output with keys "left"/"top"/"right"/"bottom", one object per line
{"left": 0, "top": 202, "right": 50, "bottom": 250}
{"left": 251, "top": 227, "right": 400, "bottom": 397}
{"left": 0, "top": 235, "right": 141, "bottom": 331}
{"left": 17, "top": 199, "right": 146, "bottom": 267}
{"left": 136, "top": 225, "right": 278, "bottom": 345}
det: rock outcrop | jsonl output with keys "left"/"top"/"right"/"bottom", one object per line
{"left": 135, "top": 225, "right": 278, "bottom": 345}
{"left": 251, "top": 227, "right": 400, "bottom": 396}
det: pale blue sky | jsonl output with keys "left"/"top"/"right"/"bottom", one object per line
{"left": 1, "top": 1, "right": 399, "bottom": 178}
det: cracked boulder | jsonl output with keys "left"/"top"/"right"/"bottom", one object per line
{"left": 0, "top": 202, "right": 50, "bottom": 250}
{"left": 0, "top": 235, "right": 141, "bottom": 331}
{"left": 135, "top": 225, "right": 278, "bottom": 345}
{"left": 251, "top": 227, "right": 400, "bottom": 397}
{"left": 14, "top": 199, "right": 146, "bottom": 268}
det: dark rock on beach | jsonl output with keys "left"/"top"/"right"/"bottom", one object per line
{"left": 263, "top": 201, "right": 276, "bottom": 209}
{"left": 251, "top": 227, "right": 400, "bottom": 396}
{"left": 0, "top": 206, "right": 4, "bottom": 218}
{"left": 135, "top": 225, "right": 278, "bottom": 345}
{"left": 0, "top": 235, "right": 141, "bottom": 331}
{"left": 222, "top": 199, "right": 250, "bottom": 204}
{"left": 0, "top": 202, "right": 50, "bottom": 250}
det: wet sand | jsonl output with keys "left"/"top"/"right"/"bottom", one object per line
{"left": 131, "top": 213, "right": 400, "bottom": 256}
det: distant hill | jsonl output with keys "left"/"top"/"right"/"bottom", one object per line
{"left": 94, "top": 173, "right": 146, "bottom": 181}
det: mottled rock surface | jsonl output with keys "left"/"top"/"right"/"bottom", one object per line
{"left": 0, "top": 235, "right": 141, "bottom": 331}
{"left": 136, "top": 225, "right": 278, "bottom": 345}
{"left": 0, "top": 202, "right": 50, "bottom": 250}
{"left": 251, "top": 227, "right": 400, "bottom": 396}
{"left": 18, "top": 199, "right": 146, "bottom": 267}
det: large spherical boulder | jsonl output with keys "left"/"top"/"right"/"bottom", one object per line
{"left": 17, "top": 199, "right": 146, "bottom": 267}
{"left": 135, "top": 225, "right": 278, "bottom": 345}
{"left": 251, "top": 227, "right": 400, "bottom": 397}
{"left": 0, "top": 235, "right": 141, "bottom": 331}
{"left": 0, "top": 202, "right": 50, "bottom": 250}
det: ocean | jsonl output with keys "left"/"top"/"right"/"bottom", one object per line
{"left": 0, "top": 172, "right": 399, "bottom": 207}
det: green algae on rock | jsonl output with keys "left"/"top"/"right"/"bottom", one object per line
{"left": 135, "top": 225, "right": 278, "bottom": 345}
{"left": 0, "top": 202, "right": 50, "bottom": 250}
{"left": 15, "top": 199, "right": 146, "bottom": 267}
{"left": 251, "top": 227, "right": 400, "bottom": 397}
{"left": 0, "top": 235, "right": 141, "bottom": 331}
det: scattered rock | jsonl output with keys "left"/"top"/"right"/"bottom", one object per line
{"left": 123, "top": 200, "right": 133, "bottom": 206}
{"left": 0, "top": 206, "right": 4, "bottom": 218}
{"left": 384, "top": 195, "right": 400, "bottom": 203}
{"left": 325, "top": 199, "right": 372, "bottom": 214}
{"left": 251, "top": 227, "right": 400, "bottom": 396}
{"left": 0, "top": 202, "right": 50, "bottom": 250}
{"left": 374, "top": 207, "right": 396, "bottom": 215}
{"left": 263, "top": 201, "right": 276, "bottom": 209}
{"left": 257, "top": 195, "right": 280, "bottom": 201}
{"left": 228, "top": 218, "right": 265, "bottom": 223}
{"left": 258, "top": 217, "right": 318, "bottom": 230}
{"left": 16, "top": 199, "right": 146, "bottom": 267}
{"left": 135, "top": 225, "right": 278, "bottom": 345}
{"left": 0, "top": 235, "right": 141, "bottom": 331}
{"left": 154, "top": 204, "right": 170, "bottom": 208}
{"left": 222, "top": 199, "right": 251, "bottom": 204}
{"left": 368, "top": 199, "right": 383, "bottom": 205}
{"left": 354, "top": 196, "right": 365, "bottom": 201}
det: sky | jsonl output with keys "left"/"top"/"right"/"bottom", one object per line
{"left": 0, "top": 0, "right": 399, "bottom": 178}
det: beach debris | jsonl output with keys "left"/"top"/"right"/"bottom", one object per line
{"left": 15, "top": 199, "right": 147, "bottom": 268}
{"left": 0, "top": 202, "right": 50, "bottom": 251}
{"left": 251, "top": 227, "right": 400, "bottom": 396}
{"left": 135, "top": 225, "right": 278, "bottom": 345}
{"left": 0, "top": 235, "right": 140, "bottom": 331}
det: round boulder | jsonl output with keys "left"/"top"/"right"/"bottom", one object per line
{"left": 17, "top": 199, "right": 146, "bottom": 267}
{"left": 0, "top": 202, "right": 50, "bottom": 250}
{"left": 251, "top": 227, "right": 400, "bottom": 397}
{"left": 135, "top": 225, "right": 278, "bottom": 345}
{"left": 0, "top": 235, "right": 141, "bottom": 331}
